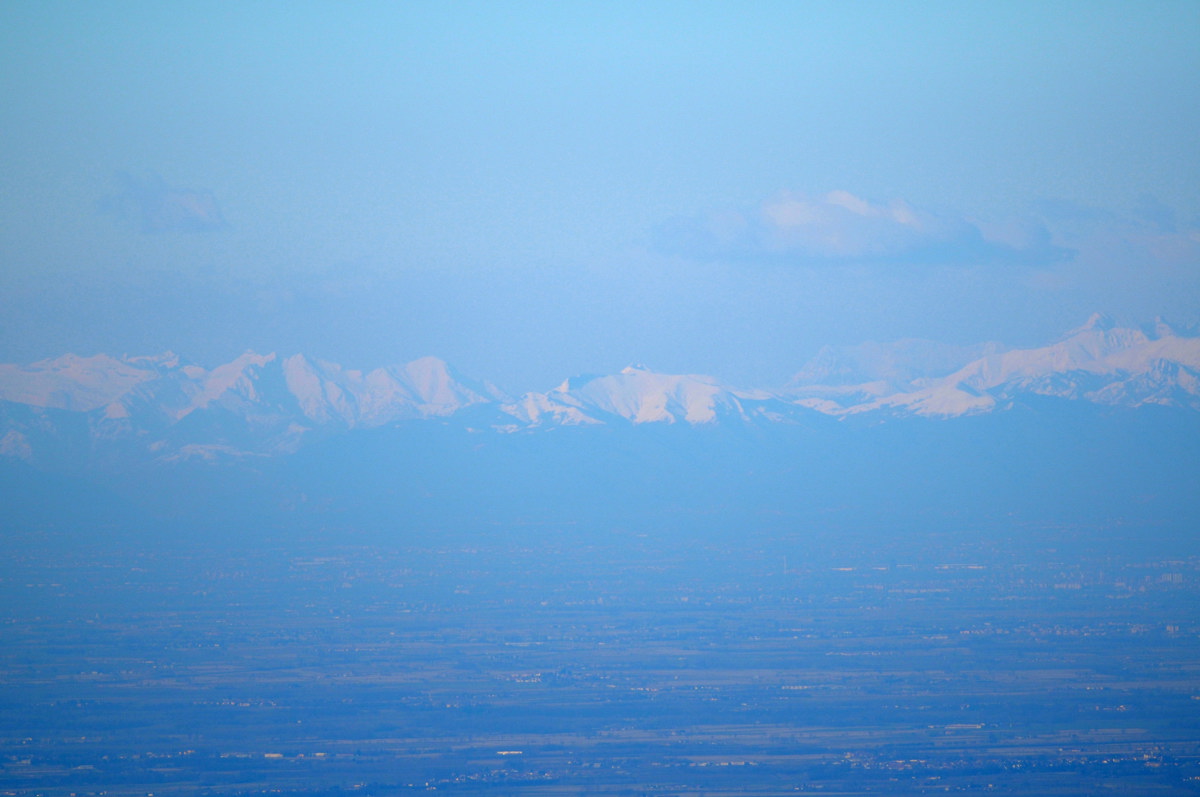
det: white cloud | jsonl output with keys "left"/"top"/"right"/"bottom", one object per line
{"left": 655, "top": 190, "right": 1071, "bottom": 267}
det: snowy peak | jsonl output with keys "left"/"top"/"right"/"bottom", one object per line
{"left": 951, "top": 319, "right": 1197, "bottom": 394}
{"left": 195, "top": 351, "right": 280, "bottom": 409}
{"left": 792, "top": 316, "right": 1200, "bottom": 417}
{"left": 0, "top": 353, "right": 158, "bottom": 412}
{"left": 1069, "top": 311, "right": 1118, "bottom": 335}
{"left": 0, "top": 350, "right": 502, "bottom": 460}
{"left": 391, "top": 356, "right": 504, "bottom": 413}
{"left": 275, "top": 354, "right": 504, "bottom": 427}
{"left": 566, "top": 369, "right": 738, "bottom": 424}
{"left": 508, "top": 367, "right": 787, "bottom": 427}
{"left": 789, "top": 339, "right": 1006, "bottom": 390}
{"left": 512, "top": 368, "right": 733, "bottom": 426}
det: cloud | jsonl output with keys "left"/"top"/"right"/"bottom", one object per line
{"left": 654, "top": 190, "right": 1072, "bottom": 267}
{"left": 98, "top": 172, "right": 227, "bottom": 233}
{"left": 1033, "top": 197, "right": 1200, "bottom": 267}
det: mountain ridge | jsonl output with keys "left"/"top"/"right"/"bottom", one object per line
{"left": 2, "top": 317, "right": 1198, "bottom": 465}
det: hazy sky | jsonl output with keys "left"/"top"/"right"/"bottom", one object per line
{"left": 2, "top": 1, "right": 1198, "bottom": 392}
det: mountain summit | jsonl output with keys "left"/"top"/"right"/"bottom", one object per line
{"left": 785, "top": 317, "right": 1200, "bottom": 417}
{"left": 502, "top": 367, "right": 789, "bottom": 427}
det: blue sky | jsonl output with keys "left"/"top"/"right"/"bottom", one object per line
{"left": 2, "top": 1, "right": 1198, "bottom": 392}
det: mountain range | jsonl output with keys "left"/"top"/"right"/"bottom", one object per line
{"left": 2, "top": 314, "right": 1198, "bottom": 467}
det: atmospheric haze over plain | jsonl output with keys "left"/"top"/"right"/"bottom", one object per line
{"left": 2, "top": 3, "right": 1200, "bottom": 796}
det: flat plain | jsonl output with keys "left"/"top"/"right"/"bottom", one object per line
{"left": 2, "top": 524, "right": 1198, "bottom": 795}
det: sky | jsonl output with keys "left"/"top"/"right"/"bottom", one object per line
{"left": 1, "top": 1, "right": 1198, "bottom": 394}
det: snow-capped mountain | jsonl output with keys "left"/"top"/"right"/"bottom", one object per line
{"left": 280, "top": 354, "right": 507, "bottom": 427}
{"left": 783, "top": 338, "right": 1009, "bottom": 415}
{"left": 0, "top": 351, "right": 507, "bottom": 462}
{"left": 0, "top": 353, "right": 162, "bottom": 412}
{"left": 785, "top": 314, "right": 1200, "bottom": 417}
{"left": 1, "top": 316, "right": 1198, "bottom": 465}
{"left": 500, "top": 364, "right": 800, "bottom": 428}
{"left": 788, "top": 338, "right": 1008, "bottom": 390}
